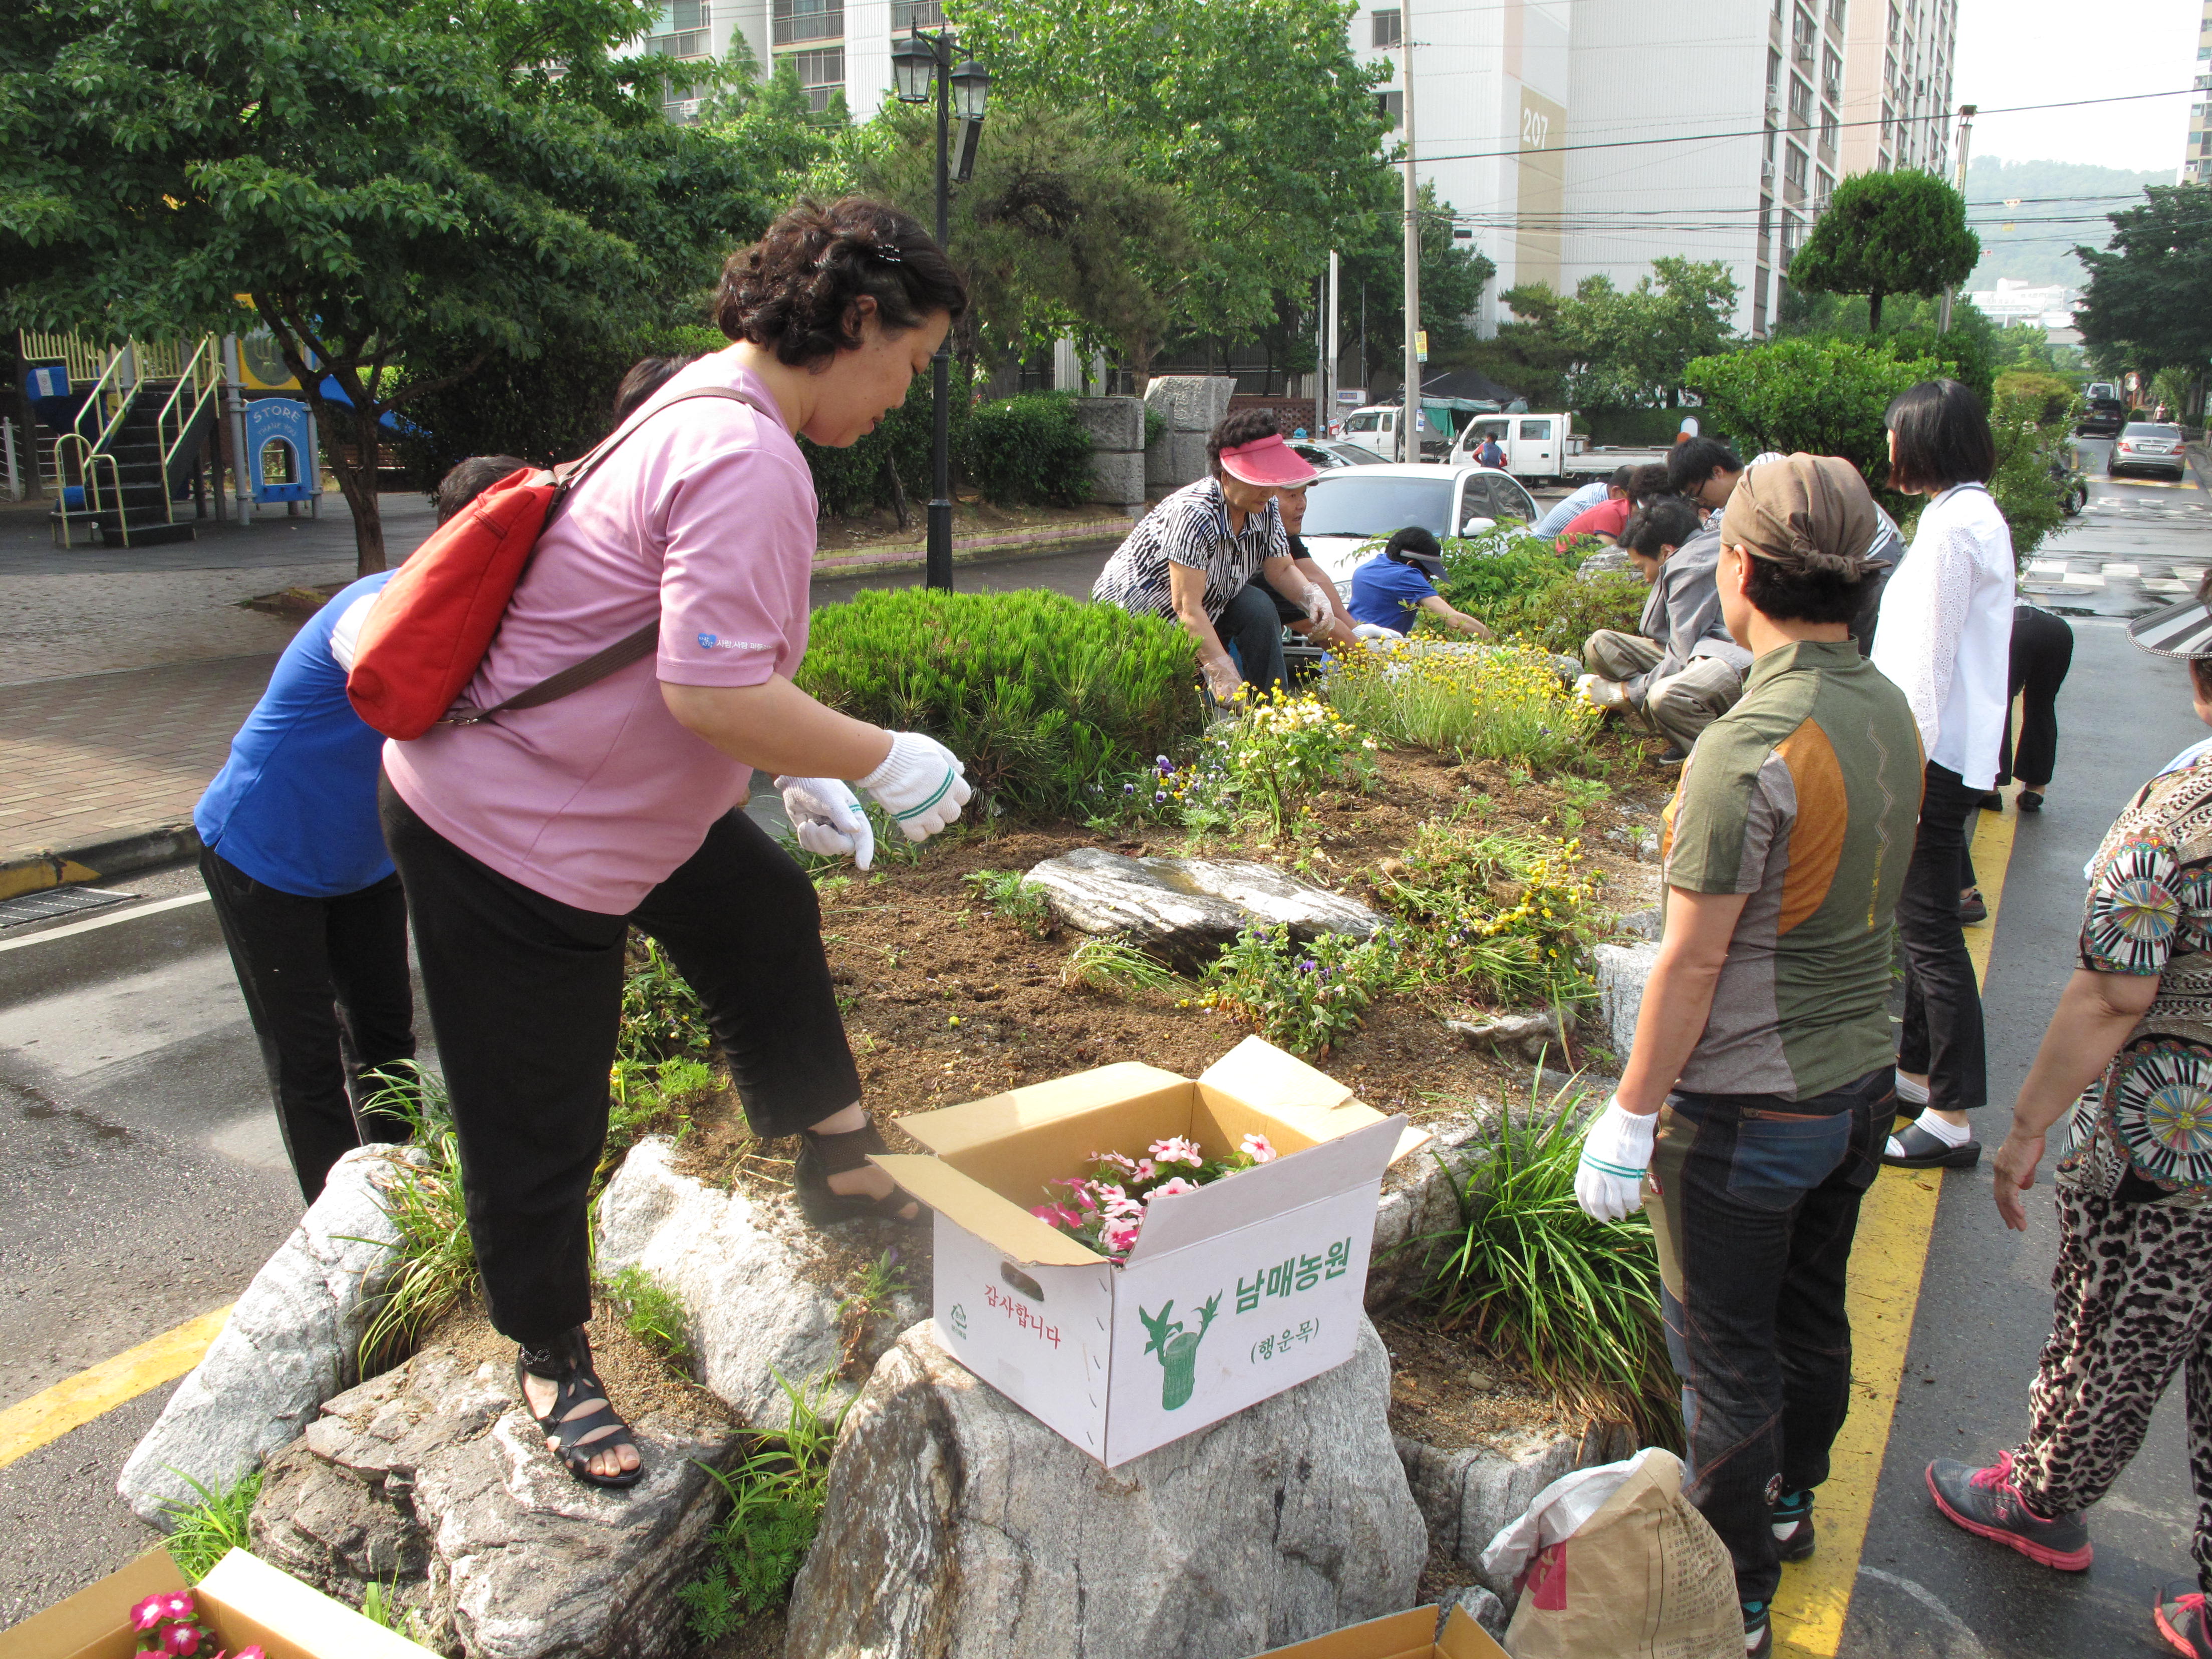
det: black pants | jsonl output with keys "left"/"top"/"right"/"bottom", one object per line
{"left": 1897, "top": 761, "right": 1988, "bottom": 1114}
{"left": 199, "top": 849, "right": 416, "bottom": 1202}
{"left": 1646, "top": 1067, "right": 1891, "bottom": 1604}
{"left": 1998, "top": 604, "right": 2075, "bottom": 787}
{"left": 1217, "top": 581, "right": 1290, "bottom": 696}
{"left": 379, "top": 778, "right": 861, "bottom": 1346}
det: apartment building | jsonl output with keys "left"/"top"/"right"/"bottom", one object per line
{"left": 645, "top": 0, "right": 941, "bottom": 120}
{"left": 2184, "top": 0, "right": 2212, "bottom": 183}
{"left": 1347, "top": 0, "right": 1952, "bottom": 339}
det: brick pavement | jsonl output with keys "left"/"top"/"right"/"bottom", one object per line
{"left": 0, "top": 654, "right": 278, "bottom": 861}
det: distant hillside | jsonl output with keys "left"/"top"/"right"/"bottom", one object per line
{"left": 1964, "top": 155, "right": 2170, "bottom": 291}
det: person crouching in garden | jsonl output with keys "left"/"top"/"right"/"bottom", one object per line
{"left": 1576, "top": 493, "right": 1749, "bottom": 762}
{"left": 1573, "top": 454, "right": 1922, "bottom": 1659}
{"left": 380, "top": 197, "right": 973, "bottom": 1490}
{"left": 1346, "top": 526, "right": 1492, "bottom": 637}
{"left": 1091, "top": 409, "right": 1336, "bottom": 702}
{"left": 1923, "top": 578, "right": 2212, "bottom": 1658}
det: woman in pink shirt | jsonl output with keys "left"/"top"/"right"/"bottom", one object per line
{"left": 380, "top": 199, "right": 971, "bottom": 1488}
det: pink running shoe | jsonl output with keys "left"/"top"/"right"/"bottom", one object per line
{"left": 1925, "top": 1452, "right": 2093, "bottom": 1571}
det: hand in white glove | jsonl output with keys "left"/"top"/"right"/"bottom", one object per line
{"left": 1299, "top": 581, "right": 1337, "bottom": 630}
{"left": 1574, "top": 1095, "right": 1657, "bottom": 1223}
{"left": 1201, "top": 654, "right": 1245, "bottom": 703}
{"left": 858, "top": 732, "right": 972, "bottom": 843}
{"left": 1576, "top": 673, "right": 1629, "bottom": 714}
{"left": 775, "top": 775, "right": 876, "bottom": 871}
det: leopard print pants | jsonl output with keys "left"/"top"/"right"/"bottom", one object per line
{"left": 2007, "top": 1183, "right": 2212, "bottom": 1593}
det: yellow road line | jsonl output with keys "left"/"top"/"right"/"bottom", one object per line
{"left": 0, "top": 1305, "right": 232, "bottom": 1471}
{"left": 1773, "top": 793, "right": 2017, "bottom": 1656}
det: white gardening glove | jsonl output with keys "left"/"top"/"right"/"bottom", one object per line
{"left": 1201, "top": 654, "right": 1245, "bottom": 702}
{"left": 1576, "top": 673, "right": 1630, "bottom": 714}
{"left": 775, "top": 775, "right": 876, "bottom": 871}
{"left": 1300, "top": 581, "right": 1337, "bottom": 631}
{"left": 1574, "top": 1095, "right": 1657, "bottom": 1222}
{"left": 858, "top": 732, "right": 972, "bottom": 843}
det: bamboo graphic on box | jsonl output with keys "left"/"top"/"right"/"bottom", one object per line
{"left": 1139, "top": 1292, "right": 1221, "bottom": 1410}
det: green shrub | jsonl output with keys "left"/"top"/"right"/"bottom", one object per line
{"left": 1201, "top": 924, "right": 1403, "bottom": 1058}
{"left": 1996, "top": 369, "right": 2077, "bottom": 427}
{"left": 1433, "top": 527, "right": 1580, "bottom": 621}
{"left": 678, "top": 1377, "right": 848, "bottom": 1640}
{"left": 1492, "top": 568, "right": 1650, "bottom": 657}
{"left": 796, "top": 589, "right": 1205, "bottom": 819}
{"left": 1418, "top": 1086, "right": 1678, "bottom": 1443}
{"left": 1686, "top": 335, "right": 1945, "bottom": 489}
{"left": 964, "top": 392, "right": 1095, "bottom": 506}
{"left": 1061, "top": 936, "right": 1181, "bottom": 996}
{"left": 1579, "top": 406, "right": 1700, "bottom": 448}
{"left": 1988, "top": 386, "right": 2079, "bottom": 563}
{"left": 160, "top": 1466, "right": 262, "bottom": 1582}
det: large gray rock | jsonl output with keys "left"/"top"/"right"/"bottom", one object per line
{"left": 1146, "top": 428, "right": 1211, "bottom": 492}
{"left": 1365, "top": 1115, "right": 1494, "bottom": 1309}
{"left": 1398, "top": 1421, "right": 1638, "bottom": 1601}
{"left": 594, "top": 1137, "right": 923, "bottom": 1428}
{"left": 250, "top": 1347, "right": 735, "bottom": 1659}
{"left": 787, "top": 1317, "right": 1426, "bottom": 1659}
{"left": 1072, "top": 395, "right": 1145, "bottom": 451}
{"left": 1143, "top": 374, "right": 1236, "bottom": 434}
{"left": 1087, "top": 449, "right": 1148, "bottom": 506}
{"left": 120, "top": 1144, "right": 415, "bottom": 1526}
{"left": 1593, "top": 940, "right": 1661, "bottom": 1061}
{"left": 1022, "top": 848, "right": 1382, "bottom": 974}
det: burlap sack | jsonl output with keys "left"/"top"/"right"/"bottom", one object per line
{"left": 1481, "top": 1448, "right": 1739, "bottom": 1659}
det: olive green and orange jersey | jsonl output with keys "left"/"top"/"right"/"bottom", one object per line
{"left": 1661, "top": 639, "right": 1925, "bottom": 1099}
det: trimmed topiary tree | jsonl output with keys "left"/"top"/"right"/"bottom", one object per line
{"left": 1789, "top": 170, "right": 1980, "bottom": 333}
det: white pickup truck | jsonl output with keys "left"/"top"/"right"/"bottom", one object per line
{"left": 1449, "top": 412, "right": 1683, "bottom": 485}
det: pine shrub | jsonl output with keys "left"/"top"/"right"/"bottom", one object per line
{"left": 963, "top": 392, "right": 1095, "bottom": 506}
{"left": 796, "top": 589, "right": 1204, "bottom": 818}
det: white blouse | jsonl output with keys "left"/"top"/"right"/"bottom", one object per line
{"left": 1870, "top": 484, "right": 2016, "bottom": 791}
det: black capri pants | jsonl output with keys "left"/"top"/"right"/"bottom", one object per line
{"left": 1998, "top": 603, "right": 2075, "bottom": 788}
{"left": 380, "top": 776, "right": 861, "bottom": 1346}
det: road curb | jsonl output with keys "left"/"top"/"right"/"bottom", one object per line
{"left": 0, "top": 822, "right": 203, "bottom": 902}
{"left": 810, "top": 515, "right": 1134, "bottom": 578}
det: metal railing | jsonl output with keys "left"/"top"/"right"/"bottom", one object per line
{"left": 50, "top": 348, "right": 136, "bottom": 545}
{"left": 154, "top": 336, "right": 223, "bottom": 529}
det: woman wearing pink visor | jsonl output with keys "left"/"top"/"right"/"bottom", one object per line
{"left": 1091, "top": 410, "right": 1345, "bottom": 699}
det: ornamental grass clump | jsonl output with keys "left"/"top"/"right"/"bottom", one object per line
{"left": 1379, "top": 823, "right": 1601, "bottom": 1006}
{"left": 1419, "top": 1086, "right": 1679, "bottom": 1444}
{"left": 1325, "top": 639, "right": 1598, "bottom": 769}
{"left": 796, "top": 589, "right": 1204, "bottom": 819}
{"left": 1031, "top": 1132, "right": 1280, "bottom": 1260}
{"left": 1201, "top": 923, "right": 1404, "bottom": 1057}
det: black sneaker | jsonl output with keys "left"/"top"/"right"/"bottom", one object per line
{"left": 2155, "top": 1580, "right": 2212, "bottom": 1656}
{"left": 1926, "top": 1453, "right": 2093, "bottom": 1570}
{"left": 1657, "top": 744, "right": 1689, "bottom": 765}
{"left": 1772, "top": 1488, "right": 1815, "bottom": 1561}
{"left": 1742, "top": 1598, "right": 1772, "bottom": 1657}
{"left": 1959, "top": 889, "right": 1989, "bottom": 924}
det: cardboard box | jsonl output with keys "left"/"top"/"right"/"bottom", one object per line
{"left": 1251, "top": 1604, "right": 1509, "bottom": 1658}
{"left": 875, "top": 1036, "right": 1428, "bottom": 1466}
{"left": 0, "top": 1548, "right": 437, "bottom": 1659}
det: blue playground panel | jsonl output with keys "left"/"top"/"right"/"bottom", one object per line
{"left": 244, "top": 398, "right": 316, "bottom": 503}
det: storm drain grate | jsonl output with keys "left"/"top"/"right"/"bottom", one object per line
{"left": 0, "top": 887, "right": 137, "bottom": 928}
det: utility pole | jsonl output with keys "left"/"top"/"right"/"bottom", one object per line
{"left": 1313, "top": 273, "right": 1326, "bottom": 436}
{"left": 1937, "top": 103, "right": 1976, "bottom": 336}
{"left": 1400, "top": 0, "right": 1422, "bottom": 462}
{"left": 1326, "top": 249, "right": 1341, "bottom": 436}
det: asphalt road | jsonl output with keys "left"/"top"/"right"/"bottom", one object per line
{"left": 1841, "top": 439, "right": 2212, "bottom": 1658}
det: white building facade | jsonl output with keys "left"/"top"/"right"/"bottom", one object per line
{"left": 644, "top": 0, "right": 930, "bottom": 119}
{"left": 2184, "top": 0, "right": 2211, "bottom": 184}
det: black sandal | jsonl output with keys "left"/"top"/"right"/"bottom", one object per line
{"left": 1881, "top": 1123, "right": 1982, "bottom": 1171}
{"left": 515, "top": 1328, "right": 643, "bottom": 1489}
{"left": 795, "top": 1118, "right": 920, "bottom": 1226}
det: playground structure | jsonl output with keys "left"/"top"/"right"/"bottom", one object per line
{"left": 16, "top": 328, "right": 326, "bottom": 548}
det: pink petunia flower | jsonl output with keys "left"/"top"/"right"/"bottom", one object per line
{"left": 163, "top": 1596, "right": 195, "bottom": 1622}
{"left": 1132, "top": 1158, "right": 1157, "bottom": 1181}
{"left": 1100, "top": 1221, "right": 1141, "bottom": 1255}
{"left": 1148, "top": 1136, "right": 1204, "bottom": 1167}
{"left": 1150, "top": 1176, "right": 1198, "bottom": 1200}
{"left": 131, "top": 1594, "right": 169, "bottom": 1632}
{"left": 163, "top": 1622, "right": 201, "bottom": 1656}
{"left": 1093, "top": 1151, "right": 1138, "bottom": 1174}
{"left": 1239, "top": 1133, "right": 1278, "bottom": 1164}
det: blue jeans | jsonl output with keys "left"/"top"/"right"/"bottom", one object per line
{"left": 1645, "top": 1066, "right": 1893, "bottom": 1602}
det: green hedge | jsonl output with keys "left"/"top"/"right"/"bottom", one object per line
{"left": 796, "top": 589, "right": 1204, "bottom": 819}
{"left": 1579, "top": 407, "right": 1698, "bottom": 448}
{"left": 964, "top": 392, "right": 1095, "bottom": 506}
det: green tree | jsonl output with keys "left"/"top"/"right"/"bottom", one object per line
{"left": 949, "top": 0, "right": 1390, "bottom": 370}
{"left": 846, "top": 100, "right": 1197, "bottom": 378}
{"left": 1985, "top": 386, "right": 2076, "bottom": 562}
{"left": 2074, "top": 185, "right": 2212, "bottom": 383}
{"left": 1, "top": 0, "right": 763, "bottom": 575}
{"left": 1684, "top": 336, "right": 1943, "bottom": 488}
{"left": 1336, "top": 182, "right": 1497, "bottom": 388}
{"left": 1454, "top": 257, "right": 1736, "bottom": 410}
{"left": 1788, "top": 170, "right": 1980, "bottom": 333}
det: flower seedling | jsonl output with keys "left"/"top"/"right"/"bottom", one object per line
{"left": 127, "top": 1589, "right": 260, "bottom": 1659}
{"left": 1031, "top": 1133, "right": 1278, "bottom": 1261}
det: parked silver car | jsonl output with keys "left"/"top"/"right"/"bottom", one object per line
{"left": 1290, "top": 438, "right": 1390, "bottom": 471}
{"left": 2111, "top": 423, "right": 2188, "bottom": 482}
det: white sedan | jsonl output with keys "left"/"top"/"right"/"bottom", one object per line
{"left": 1295, "top": 463, "right": 1538, "bottom": 598}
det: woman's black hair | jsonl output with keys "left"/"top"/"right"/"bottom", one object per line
{"left": 1885, "top": 378, "right": 1997, "bottom": 493}
{"left": 1666, "top": 435, "right": 1743, "bottom": 495}
{"left": 1207, "top": 407, "right": 1280, "bottom": 475}
{"left": 1621, "top": 495, "right": 1703, "bottom": 559}
{"left": 714, "top": 197, "right": 967, "bottom": 368}
{"left": 1385, "top": 525, "right": 1443, "bottom": 565}
{"left": 611, "top": 356, "right": 698, "bottom": 425}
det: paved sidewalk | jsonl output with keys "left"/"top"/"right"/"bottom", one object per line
{"left": 0, "top": 656, "right": 278, "bottom": 862}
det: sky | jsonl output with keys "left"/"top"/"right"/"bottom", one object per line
{"left": 1954, "top": 0, "right": 2198, "bottom": 172}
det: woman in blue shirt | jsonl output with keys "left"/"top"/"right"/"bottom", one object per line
{"left": 1347, "top": 527, "right": 1492, "bottom": 636}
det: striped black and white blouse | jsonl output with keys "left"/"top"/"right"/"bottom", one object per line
{"left": 1090, "top": 477, "right": 1290, "bottom": 623}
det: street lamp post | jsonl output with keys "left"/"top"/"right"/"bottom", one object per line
{"left": 891, "top": 30, "right": 989, "bottom": 592}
